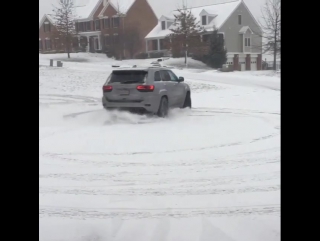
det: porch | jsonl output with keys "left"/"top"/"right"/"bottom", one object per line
{"left": 78, "top": 31, "right": 102, "bottom": 53}
{"left": 145, "top": 38, "right": 171, "bottom": 57}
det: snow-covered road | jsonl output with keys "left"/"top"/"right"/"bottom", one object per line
{"left": 39, "top": 54, "right": 280, "bottom": 241}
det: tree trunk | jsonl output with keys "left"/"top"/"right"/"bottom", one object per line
{"left": 66, "top": 37, "right": 70, "bottom": 59}
{"left": 273, "top": 29, "right": 277, "bottom": 70}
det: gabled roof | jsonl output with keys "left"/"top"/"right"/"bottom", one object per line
{"left": 39, "top": 14, "right": 56, "bottom": 29}
{"left": 109, "top": 0, "right": 135, "bottom": 13}
{"left": 74, "top": 0, "right": 102, "bottom": 20}
{"left": 146, "top": 0, "right": 238, "bottom": 19}
{"left": 199, "top": 9, "right": 216, "bottom": 16}
{"left": 97, "top": 0, "right": 136, "bottom": 17}
{"left": 159, "top": 15, "right": 174, "bottom": 21}
{"left": 239, "top": 26, "right": 253, "bottom": 34}
{"left": 145, "top": 0, "right": 241, "bottom": 39}
{"left": 74, "top": 0, "right": 136, "bottom": 20}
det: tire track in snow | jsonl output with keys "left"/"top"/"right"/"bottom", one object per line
{"left": 41, "top": 146, "right": 279, "bottom": 168}
{"left": 39, "top": 171, "right": 280, "bottom": 185}
{"left": 39, "top": 94, "right": 100, "bottom": 106}
{"left": 39, "top": 184, "right": 280, "bottom": 196}
{"left": 39, "top": 204, "right": 280, "bottom": 220}
{"left": 43, "top": 133, "right": 277, "bottom": 156}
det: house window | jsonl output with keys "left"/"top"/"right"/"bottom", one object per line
{"left": 160, "top": 39, "right": 165, "bottom": 50}
{"left": 39, "top": 40, "right": 43, "bottom": 50}
{"left": 86, "top": 21, "right": 91, "bottom": 31}
{"left": 95, "top": 20, "right": 100, "bottom": 30}
{"left": 103, "top": 18, "right": 110, "bottom": 29}
{"left": 113, "top": 17, "right": 120, "bottom": 28}
{"left": 202, "top": 15, "right": 207, "bottom": 25}
{"left": 152, "top": 39, "right": 158, "bottom": 50}
{"left": 104, "top": 34, "right": 111, "bottom": 46}
{"left": 218, "top": 33, "right": 224, "bottom": 43}
{"left": 43, "top": 22, "right": 51, "bottom": 32}
{"left": 245, "top": 37, "right": 251, "bottom": 46}
{"left": 202, "top": 34, "right": 210, "bottom": 42}
{"left": 113, "top": 34, "right": 119, "bottom": 44}
{"left": 161, "top": 21, "right": 166, "bottom": 30}
{"left": 238, "top": 15, "right": 242, "bottom": 25}
{"left": 45, "top": 39, "right": 51, "bottom": 50}
{"left": 75, "top": 22, "right": 90, "bottom": 32}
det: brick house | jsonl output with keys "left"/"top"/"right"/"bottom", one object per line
{"left": 39, "top": 0, "right": 158, "bottom": 58}
{"left": 39, "top": 14, "right": 61, "bottom": 52}
{"left": 145, "top": 0, "right": 263, "bottom": 71}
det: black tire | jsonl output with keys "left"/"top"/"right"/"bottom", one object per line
{"left": 157, "top": 97, "right": 169, "bottom": 117}
{"left": 104, "top": 107, "right": 115, "bottom": 111}
{"left": 182, "top": 92, "right": 192, "bottom": 108}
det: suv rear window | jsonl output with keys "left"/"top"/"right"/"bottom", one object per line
{"left": 109, "top": 70, "right": 147, "bottom": 84}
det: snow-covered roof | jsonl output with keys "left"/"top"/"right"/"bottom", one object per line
{"left": 39, "top": 14, "right": 56, "bottom": 28}
{"left": 146, "top": 0, "right": 238, "bottom": 19}
{"left": 74, "top": 0, "right": 136, "bottom": 20}
{"left": 145, "top": 0, "right": 241, "bottom": 39}
{"left": 74, "top": 0, "right": 102, "bottom": 20}
{"left": 239, "top": 26, "right": 253, "bottom": 34}
{"left": 109, "top": 0, "right": 135, "bottom": 13}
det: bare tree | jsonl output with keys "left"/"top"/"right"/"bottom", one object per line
{"left": 259, "top": 0, "right": 281, "bottom": 70}
{"left": 123, "top": 27, "right": 141, "bottom": 59}
{"left": 167, "top": 2, "right": 204, "bottom": 65}
{"left": 53, "top": 0, "right": 76, "bottom": 58}
{"left": 114, "top": 0, "right": 126, "bottom": 60}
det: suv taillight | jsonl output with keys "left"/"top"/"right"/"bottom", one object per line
{"left": 136, "top": 85, "right": 154, "bottom": 92}
{"left": 103, "top": 85, "right": 113, "bottom": 92}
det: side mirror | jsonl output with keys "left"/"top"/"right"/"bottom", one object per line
{"left": 178, "top": 77, "right": 184, "bottom": 82}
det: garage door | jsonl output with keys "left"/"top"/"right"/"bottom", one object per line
{"left": 239, "top": 58, "right": 246, "bottom": 71}
{"left": 251, "top": 58, "right": 257, "bottom": 71}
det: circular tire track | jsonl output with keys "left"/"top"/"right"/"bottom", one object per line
{"left": 39, "top": 204, "right": 280, "bottom": 219}
{"left": 39, "top": 94, "right": 100, "bottom": 106}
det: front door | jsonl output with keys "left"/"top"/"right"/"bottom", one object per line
{"left": 94, "top": 37, "right": 99, "bottom": 51}
{"left": 89, "top": 37, "right": 94, "bottom": 52}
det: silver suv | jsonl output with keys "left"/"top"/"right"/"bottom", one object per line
{"left": 102, "top": 67, "right": 191, "bottom": 117}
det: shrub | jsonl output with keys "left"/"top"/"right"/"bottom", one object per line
{"left": 135, "top": 52, "right": 148, "bottom": 59}
{"left": 149, "top": 52, "right": 164, "bottom": 58}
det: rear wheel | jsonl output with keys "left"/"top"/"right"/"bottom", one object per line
{"left": 182, "top": 92, "right": 192, "bottom": 108}
{"left": 104, "top": 107, "right": 114, "bottom": 111}
{"left": 157, "top": 97, "right": 169, "bottom": 117}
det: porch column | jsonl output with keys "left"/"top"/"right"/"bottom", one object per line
{"left": 145, "top": 40, "right": 148, "bottom": 52}
{"left": 78, "top": 36, "right": 81, "bottom": 47}
{"left": 157, "top": 39, "right": 160, "bottom": 51}
{"left": 257, "top": 54, "right": 262, "bottom": 70}
{"left": 98, "top": 34, "right": 101, "bottom": 50}
{"left": 246, "top": 54, "right": 251, "bottom": 71}
{"left": 86, "top": 36, "right": 90, "bottom": 52}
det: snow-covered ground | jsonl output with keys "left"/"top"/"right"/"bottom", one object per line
{"left": 39, "top": 53, "right": 280, "bottom": 241}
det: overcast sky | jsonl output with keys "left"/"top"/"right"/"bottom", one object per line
{"left": 39, "top": 0, "right": 265, "bottom": 21}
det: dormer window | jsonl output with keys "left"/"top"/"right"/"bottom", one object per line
{"left": 161, "top": 21, "right": 166, "bottom": 30}
{"left": 43, "top": 21, "right": 51, "bottom": 32}
{"left": 113, "top": 17, "right": 120, "bottom": 28}
{"left": 202, "top": 15, "right": 207, "bottom": 25}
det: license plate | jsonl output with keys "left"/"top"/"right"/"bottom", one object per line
{"left": 119, "top": 90, "right": 129, "bottom": 95}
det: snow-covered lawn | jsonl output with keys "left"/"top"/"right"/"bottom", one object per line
{"left": 39, "top": 53, "right": 280, "bottom": 241}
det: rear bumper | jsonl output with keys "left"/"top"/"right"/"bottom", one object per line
{"left": 102, "top": 97, "right": 158, "bottom": 113}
